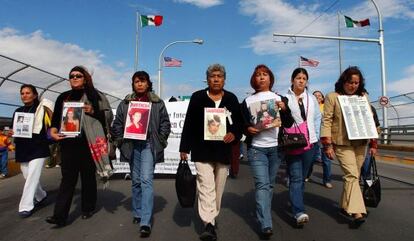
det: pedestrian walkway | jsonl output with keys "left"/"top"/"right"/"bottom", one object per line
{"left": 0, "top": 159, "right": 413, "bottom": 241}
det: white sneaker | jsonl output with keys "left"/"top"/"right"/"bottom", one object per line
{"left": 295, "top": 213, "right": 309, "bottom": 225}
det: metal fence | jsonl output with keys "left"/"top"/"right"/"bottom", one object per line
{"left": 0, "top": 54, "right": 122, "bottom": 117}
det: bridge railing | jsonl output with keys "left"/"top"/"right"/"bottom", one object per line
{"left": 379, "top": 125, "right": 414, "bottom": 145}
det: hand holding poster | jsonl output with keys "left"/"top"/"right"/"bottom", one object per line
{"left": 337, "top": 95, "right": 378, "bottom": 140}
{"left": 124, "top": 101, "right": 151, "bottom": 140}
{"left": 12, "top": 112, "right": 34, "bottom": 138}
{"left": 204, "top": 108, "right": 226, "bottom": 141}
{"left": 247, "top": 98, "right": 281, "bottom": 130}
{"left": 60, "top": 102, "right": 84, "bottom": 137}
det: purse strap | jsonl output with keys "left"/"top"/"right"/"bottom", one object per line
{"left": 370, "top": 155, "right": 379, "bottom": 179}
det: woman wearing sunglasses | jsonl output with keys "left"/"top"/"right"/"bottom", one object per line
{"left": 46, "top": 66, "right": 113, "bottom": 227}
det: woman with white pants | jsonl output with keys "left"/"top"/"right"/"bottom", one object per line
{"left": 11, "top": 84, "right": 52, "bottom": 218}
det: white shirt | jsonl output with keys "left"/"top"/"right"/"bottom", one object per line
{"left": 285, "top": 88, "right": 321, "bottom": 144}
{"left": 245, "top": 91, "right": 281, "bottom": 148}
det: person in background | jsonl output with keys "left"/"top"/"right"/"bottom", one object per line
{"left": 241, "top": 64, "right": 294, "bottom": 239}
{"left": 321, "top": 66, "right": 377, "bottom": 226}
{"left": 46, "top": 66, "right": 113, "bottom": 227}
{"left": 0, "top": 127, "right": 13, "bottom": 178}
{"left": 111, "top": 71, "right": 171, "bottom": 238}
{"left": 305, "top": 90, "right": 333, "bottom": 189}
{"left": 11, "top": 84, "right": 52, "bottom": 217}
{"left": 180, "top": 64, "right": 242, "bottom": 241}
{"left": 284, "top": 68, "right": 321, "bottom": 226}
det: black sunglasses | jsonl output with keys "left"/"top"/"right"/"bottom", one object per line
{"left": 69, "top": 74, "right": 84, "bottom": 79}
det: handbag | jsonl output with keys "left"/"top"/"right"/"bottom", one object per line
{"left": 363, "top": 155, "right": 381, "bottom": 207}
{"left": 175, "top": 159, "right": 196, "bottom": 208}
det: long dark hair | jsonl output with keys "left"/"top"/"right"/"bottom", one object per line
{"left": 250, "top": 64, "right": 275, "bottom": 93}
{"left": 334, "top": 66, "right": 367, "bottom": 96}
{"left": 69, "top": 66, "right": 101, "bottom": 108}
{"left": 20, "top": 84, "right": 40, "bottom": 106}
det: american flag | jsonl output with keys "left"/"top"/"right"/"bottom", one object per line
{"left": 300, "top": 56, "right": 319, "bottom": 67}
{"left": 164, "top": 57, "right": 182, "bottom": 67}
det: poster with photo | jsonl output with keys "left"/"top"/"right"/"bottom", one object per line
{"left": 247, "top": 98, "right": 280, "bottom": 130}
{"left": 338, "top": 95, "right": 378, "bottom": 140}
{"left": 204, "top": 108, "right": 226, "bottom": 141}
{"left": 12, "top": 112, "right": 34, "bottom": 138}
{"left": 60, "top": 102, "right": 84, "bottom": 137}
{"left": 124, "top": 101, "right": 151, "bottom": 140}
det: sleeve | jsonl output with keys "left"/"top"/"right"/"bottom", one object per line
{"left": 241, "top": 100, "right": 252, "bottom": 133}
{"left": 227, "top": 95, "right": 242, "bottom": 142}
{"left": 280, "top": 96, "right": 294, "bottom": 128}
{"left": 51, "top": 94, "right": 64, "bottom": 129}
{"left": 158, "top": 100, "right": 171, "bottom": 145}
{"left": 313, "top": 96, "right": 322, "bottom": 139}
{"left": 179, "top": 94, "right": 196, "bottom": 153}
{"left": 320, "top": 93, "right": 335, "bottom": 140}
{"left": 110, "top": 101, "right": 126, "bottom": 145}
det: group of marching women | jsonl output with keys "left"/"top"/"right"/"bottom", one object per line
{"left": 11, "top": 63, "right": 377, "bottom": 240}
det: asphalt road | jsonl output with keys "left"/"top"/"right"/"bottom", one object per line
{"left": 0, "top": 160, "right": 413, "bottom": 241}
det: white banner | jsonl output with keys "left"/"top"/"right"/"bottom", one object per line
{"left": 111, "top": 101, "right": 196, "bottom": 175}
{"left": 337, "top": 95, "right": 378, "bottom": 140}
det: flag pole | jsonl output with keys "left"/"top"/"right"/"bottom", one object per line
{"left": 337, "top": 12, "right": 343, "bottom": 75}
{"left": 298, "top": 56, "right": 301, "bottom": 67}
{"left": 134, "top": 11, "right": 140, "bottom": 72}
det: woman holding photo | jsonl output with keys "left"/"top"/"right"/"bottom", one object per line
{"left": 11, "top": 84, "right": 52, "bottom": 218}
{"left": 241, "top": 64, "right": 293, "bottom": 239}
{"left": 46, "top": 66, "right": 113, "bottom": 227}
{"left": 111, "top": 71, "right": 171, "bottom": 238}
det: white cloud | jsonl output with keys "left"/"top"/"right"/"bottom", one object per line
{"left": 388, "top": 65, "right": 414, "bottom": 93}
{"left": 0, "top": 28, "right": 132, "bottom": 104}
{"left": 173, "top": 0, "right": 223, "bottom": 8}
{"left": 350, "top": 0, "right": 414, "bottom": 20}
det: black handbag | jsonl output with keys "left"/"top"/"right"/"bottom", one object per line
{"left": 175, "top": 159, "right": 196, "bottom": 208}
{"left": 280, "top": 123, "right": 308, "bottom": 149}
{"left": 363, "top": 156, "right": 381, "bottom": 207}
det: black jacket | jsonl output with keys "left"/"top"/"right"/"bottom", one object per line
{"left": 179, "top": 88, "right": 243, "bottom": 164}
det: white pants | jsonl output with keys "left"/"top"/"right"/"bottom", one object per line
{"left": 195, "top": 162, "right": 228, "bottom": 225}
{"left": 19, "top": 157, "right": 47, "bottom": 212}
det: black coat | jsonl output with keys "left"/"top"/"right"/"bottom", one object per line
{"left": 179, "top": 88, "right": 243, "bottom": 164}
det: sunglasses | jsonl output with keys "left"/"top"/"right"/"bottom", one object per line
{"left": 69, "top": 74, "right": 84, "bottom": 79}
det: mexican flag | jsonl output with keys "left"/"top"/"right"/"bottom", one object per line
{"left": 140, "top": 15, "right": 163, "bottom": 27}
{"left": 344, "top": 15, "right": 370, "bottom": 28}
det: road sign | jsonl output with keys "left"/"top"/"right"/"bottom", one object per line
{"left": 379, "top": 96, "right": 389, "bottom": 107}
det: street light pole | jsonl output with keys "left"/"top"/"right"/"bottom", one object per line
{"left": 157, "top": 39, "right": 203, "bottom": 98}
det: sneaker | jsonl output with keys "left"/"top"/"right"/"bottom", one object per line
{"left": 124, "top": 173, "right": 131, "bottom": 180}
{"left": 304, "top": 178, "right": 310, "bottom": 182}
{"left": 261, "top": 227, "right": 273, "bottom": 239}
{"left": 239, "top": 154, "right": 244, "bottom": 159}
{"left": 34, "top": 194, "right": 48, "bottom": 208}
{"left": 55, "top": 164, "right": 61, "bottom": 168}
{"left": 140, "top": 225, "right": 151, "bottom": 238}
{"left": 325, "top": 183, "right": 333, "bottom": 189}
{"left": 0, "top": 173, "right": 6, "bottom": 179}
{"left": 45, "top": 164, "right": 53, "bottom": 168}
{"left": 132, "top": 217, "right": 141, "bottom": 224}
{"left": 295, "top": 213, "right": 309, "bottom": 226}
{"left": 200, "top": 223, "right": 217, "bottom": 241}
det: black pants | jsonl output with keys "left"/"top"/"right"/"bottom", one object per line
{"left": 53, "top": 137, "right": 97, "bottom": 221}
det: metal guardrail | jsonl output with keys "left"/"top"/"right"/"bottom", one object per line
{"left": 379, "top": 126, "right": 414, "bottom": 145}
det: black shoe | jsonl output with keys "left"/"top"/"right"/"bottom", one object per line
{"left": 140, "top": 225, "right": 151, "bottom": 238}
{"left": 19, "top": 210, "right": 33, "bottom": 218}
{"left": 261, "top": 227, "right": 273, "bottom": 239}
{"left": 34, "top": 194, "right": 47, "bottom": 208}
{"left": 45, "top": 216, "right": 66, "bottom": 227}
{"left": 339, "top": 208, "right": 352, "bottom": 220}
{"left": 200, "top": 223, "right": 217, "bottom": 241}
{"left": 133, "top": 217, "right": 141, "bottom": 224}
{"left": 81, "top": 211, "right": 94, "bottom": 219}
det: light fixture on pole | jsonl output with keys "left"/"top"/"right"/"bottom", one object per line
{"left": 157, "top": 39, "right": 203, "bottom": 98}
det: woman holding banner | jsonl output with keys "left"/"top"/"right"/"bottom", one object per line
{"left": 321, "top": 66, "right": 377, "bottom": 226}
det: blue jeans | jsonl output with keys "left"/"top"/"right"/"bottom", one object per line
{"left": 0, "top": 150, "right": 8, "bottom": 176}
{"left": 247, "top": 146, "right": 281, "bottom": 230}
{"left": 287, "top": 145, "right": 315, "bottom": 216}
{"left": 309, "top": 142, "right": 332, "bottom": 184}
{"left": 361, "top": 152, "right": 372, "bottom": 180}
{"left": 130, "top": 142, "right": 154, "bottom": 227}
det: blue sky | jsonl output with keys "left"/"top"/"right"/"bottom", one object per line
{"left": 0, "top": 0, "right": 413, "bottom": 116}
